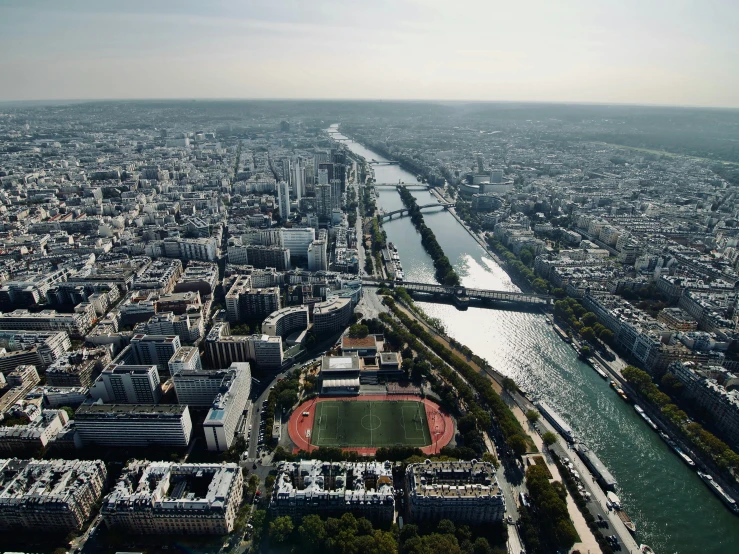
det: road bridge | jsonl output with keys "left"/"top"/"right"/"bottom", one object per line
{"left": 362, "top": 279, "right": 552, "bottom": 311}
{"left": 373, "top": 183, "right": 430, "bottom": 190}
{"left": 379, "top": 203, "right": 455, "bottom": 221}
{"left": 368, "top": 160, "right": 400, "bottom": 165}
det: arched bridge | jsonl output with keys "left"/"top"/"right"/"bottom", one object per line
{"left": 380, "top": 203, "right": 454, "bottom": 221}
{"left": 368, "top": 160, "right": 400, "bottom": 166}
{"left": 373, "top": 183, "right": 430, "bottom": 190}
{"left": 362, "top": 279, "right": 553, "bottom": 311}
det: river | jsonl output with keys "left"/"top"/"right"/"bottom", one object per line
{"left": 330, "top": 124, "right": 739, "bottom": 554}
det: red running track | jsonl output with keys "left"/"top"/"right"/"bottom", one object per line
{"left": 287, "top": 394, "right": 455, "bottom": 456}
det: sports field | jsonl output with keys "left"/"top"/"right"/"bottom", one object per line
{"left": 310, "top": 400, "right": 432, "bottom": 448}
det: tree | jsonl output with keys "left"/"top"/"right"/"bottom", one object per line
{"left": 507, "top": 434, "right": 528, "bottom": 456}
{"left": 349, "top": 324, "right": 370, "bottom": 338}
{"left": 60, "top": 406, "right": 75, "bottom": 420}
{"left": 277, "top": 389, "right": 297, "bottom": 409}
{"left": 299, "top": 514, "right": 326, "bottom": 551}
{"left": 438, "top": 519, "right": 456, "bottom": 535}
{"left": 580, "top": 312, "right": 598, "bottom": 327}
{"left": 269, "top": 515, "right": 294, "bottom": 543}
{"left": 502, "top": 377, "right": 518, "bottom": 394}
{"left": 519, "top": 249, "right": 533, "bottom": 267}
{"left": 579, "top": 345, "right": 591, "bottom": 358}
{"left": 525, "top": 409, "right": 540, "bottom": 423}
{"left": 580, "top": 326, "right": 596, "bottom": 342}
{"left": 482, "top": 452, "right": 500, "bottom": 468}
{"left": 542, "top": 431, "right": 557, "bottom": 446}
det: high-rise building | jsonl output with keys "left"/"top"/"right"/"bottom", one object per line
{"left": 316, "top": 184, "right": 332, "bottom": 219}
{"left": 129, "top": 334, "right": 181, "bottom": 373}
{"left": 281, "top": 228, "right": 315, "bottom": 259}
{"left": 308, "top": 239, "right": 328, "bottom": 271}
{"left": 225, "top": 276, "right": 281, "bottom": 322}
{"left": 244, "top": 245, "right": 291, "bottom": 271}
{"left": 102, "top": 461, "right": 243, "bottom": 535}
{"left": 203, "top": 362, "right": 251, "bottom": 451}
{"left": 277, "top": 180, "right": 290, "bottom": 220}
{"left": 88, "top": 363, "right": 162, "bottom": 404}
{"left": 331, "top": 179, "right": 342, "bottom": 210}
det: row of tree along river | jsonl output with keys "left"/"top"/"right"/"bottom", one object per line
{"left": 329, "top": 124, "right": 739, "bottom": 554}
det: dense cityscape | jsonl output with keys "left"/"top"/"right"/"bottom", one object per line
{"left": 0, "top": 100, "right": 737, "bottom": 554}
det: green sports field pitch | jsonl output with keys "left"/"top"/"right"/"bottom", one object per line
{"left": 310, "top": 400, "right": 432, "bottom": 448}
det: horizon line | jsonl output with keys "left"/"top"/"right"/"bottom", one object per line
{"left": 1, "top": 97, "right": 738, "bottom": 111}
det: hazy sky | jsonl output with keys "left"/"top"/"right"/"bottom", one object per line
{"left": 1, "top": 0, "right": 738, "bottom": 107}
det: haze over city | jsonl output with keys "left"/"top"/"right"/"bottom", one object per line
{"left": 2, "top": 2, "right": 739, "bottom": 554}
{"left": 1, "top": 0, "right": 738, "bottom": 107}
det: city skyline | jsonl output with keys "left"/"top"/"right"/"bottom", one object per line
{"left": 1, "top": 0, "right": 738, "bottom": 108}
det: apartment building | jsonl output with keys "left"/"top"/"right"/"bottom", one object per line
{"left": 262, "top": 305, "right": 309, "bottom": 338}
{"left": 168, "top": 346, "right": 202, "bottom": 373}
{"left": 225, "top": 275, "right": 281, "bottom": 322}
{"left": 205, "top": 323, "right": 283, "bottom": 370}
{"left": 130, "top": 334, "right": 181, "bottom": 373}
{"left": 0, "top": 309, "right": 91, "bottom": 337}
{"left": 88, "top": 363, "right": 162, "bottom": 404}
{"left": 270, "top": 460, "right": 395, "bottom": 524}
{"left": 313, "top": 297, "right": 352, "bottom": 336}
{"left": 45, "top": 347, "right": 111, "bottom": 387}
{"left": 0, "top": 458, "right": 107, "bottom": 532}
{"left": 102, "top": 461, "right": 243, "bottom": 535}
{"left": 203, "top": 362, "right": 251, "bottom": 451}
{"left": 74, "top": 404, "right": 193, "bottom": 447}
{"left": 405, "top": 461, "right": 505, "bottom": 524}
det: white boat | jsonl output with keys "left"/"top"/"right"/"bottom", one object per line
{"left": 698, "top": 472, "right": 739, "bottom": 515}
{"left": 640, "top": 545, "right": 655, "bottom": 554}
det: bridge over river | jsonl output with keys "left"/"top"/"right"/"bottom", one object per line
{"left": 362, "top": 279, "right": 553, "bottom": 311}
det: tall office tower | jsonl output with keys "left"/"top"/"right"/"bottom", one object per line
{"left": 316, "top": 184, "right": 332, "bottom": 219}
{"left": 282, "top": 158, "right": 291, "bottom": 184}
{"left": 318, "top": 162, "right": 335, "bottom": 183}
{"left": 314, "top": 151, "right": 330, "bottom": 177}
{"left": 317, "top": 168, "right": 329, "bottom": 185}
{"left": 490, "top": 169, "right": 503, "bottom": 184}
{"left": 277, "top": 180, "right": 290, "bottom": 220}
{"left": 290, "top": 158, "right": 304, "bottom": 202}
{"left": 331, "top": 179, "right": 342, "bottom": 210}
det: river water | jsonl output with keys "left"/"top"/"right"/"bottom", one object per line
{"left": 330, "top": 125, "right": 739, "bottom": 553}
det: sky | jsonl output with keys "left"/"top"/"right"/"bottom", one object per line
{"left": 1, "top": 0, "right": 738, "bottom": 107}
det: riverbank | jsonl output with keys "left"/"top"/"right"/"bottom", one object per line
{"left": 335, "top": 124, "right": 739, "bottom": 553}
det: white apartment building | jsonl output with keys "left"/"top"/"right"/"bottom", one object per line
{"left": 281, "top": 227, "right": 315, "bottom": 259}
{"left": 203, "top": 362, "right": 251, "bottom": 451}
{"left": 168, "top": 346, "right": 202, "bottom": 373}
{"left": 74, "top": 404, "right": 193, "bottom": 447}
